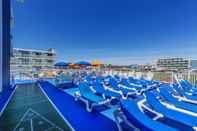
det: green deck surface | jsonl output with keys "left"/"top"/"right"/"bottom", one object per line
{"left": 0, "top": 83, "right": 71, "bottom": 131}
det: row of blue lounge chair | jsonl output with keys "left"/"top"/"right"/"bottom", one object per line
{"left": 73, "top": 74, "right": 197, "bottom": 131}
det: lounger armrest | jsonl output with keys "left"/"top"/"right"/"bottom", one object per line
{"left": 74, "top": 91, "right": 81, "bottom": 100}
{"left": 98, "top": 99, "right": 111, "bottom": 105}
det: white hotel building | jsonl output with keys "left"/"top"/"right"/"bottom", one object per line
{"left": 10, "top": 48, "right": 56, "bottom": 79}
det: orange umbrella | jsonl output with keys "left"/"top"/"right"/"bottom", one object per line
{"left": 69, "top": 63, "right": 79, "bottom": 69}
{"left": 44, "top": 71, "right": 55, "bottom": 77}
{"left": 91, "top": 60, "right": 103, "bottom": 67}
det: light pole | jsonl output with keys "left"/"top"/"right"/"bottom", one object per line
{"left": 0, "top": 0, "right": 23, "bottom": 92}
{"left": 0, "top": 0, "right": 11, "bottom": 92}
{"left": 188, "top": 58, "right": 191, "bottom": 82}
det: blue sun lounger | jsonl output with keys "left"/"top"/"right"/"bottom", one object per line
{"left": 139, "top": 78, "right": 156, "bottom": 86}
{"left": 180, "top": 80, "right": 197, "bottom": 90}
{"left": 95, "top": 76, "right": 105, "bottom": 83}
{"left": 173, "top": 84, "right": 197, "bottom": 101}
{"left": 85, "top": 76, "right": 94, "bottom": 83}
{"left": 179, "top": 80, "right": 197, "bottom": 95}
{"left": 91, "top": 82, "right": 106, "bottom": 94}
{"left": 145, "top": 92, "right": 197, "bottom": 129}
{"left": 91, "top": 82, "right": 123, "bottom": 99}
{"left": 74, "top": 82, "right": 111, "bottom": 112}
{"left": 114, "top": 99, "right": 178, "bottom": 131}
{"left": 108, "top": 78, "right": 136, "bottom": 97}
{"left": 121, "top": 78, "right": 144, "bottom": 91}
{"left": 128, "top": 77, "right": 141, "bottom": 85}
{"left": 159, "top": 86, "right": 197, "bottom": 113}
{"left": 114, "top": 75, "right": 121, "bottom": 81}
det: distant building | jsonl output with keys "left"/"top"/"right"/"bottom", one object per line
{"left": 130, "top": 64, "right": 155, "bottom": 72}
{"left": 10, "top": 48, "right": 56, "bottom": 79}
{"left": 130, "top": 64, "right": 140, "bottom": 71}
{"left": 156, "top": 58, "right": 189, "bottom": 71}
{"left": 191, "top": 60, "right": 197, "bottom": 70}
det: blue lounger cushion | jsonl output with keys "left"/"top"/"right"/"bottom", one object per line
{"left": 79, "top": 83, "right": 104, "bottom": 103}
{"left": 91, "top": 82, "right": 106, "bottom": 94}
{"left": 180, "top": 80, "right": 197, "bottom": 95}
{"left": 118, "top": 86, "right": 136, "bottom": 95}
{"left": 92, "top": 82, "right": 122, "bottom": 98}
{"left": 159, "top": 86, "right": 197, "bottom": 113}
{"left": 145, "top": 92, "right": 197, "bottom": 127}
{"left": 121, "top": 100, "right": 178, "bottom": 131}
{"left": 121, "top": 79, "right": 143, "bottom": 90}
{"left": 82, "top": 93, "right": 104, "bottom": 103}
{"left": 173, "top": 85, "right": 197, "bottom": 101}
{"left": 104, "top": 89, "right": 122, "bottom": 98}
{"left": 109, "top": 79, "right": 136, "bottom": 95}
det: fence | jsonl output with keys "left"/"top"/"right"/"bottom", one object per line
{"left": 152, "top": 71, "right": 197, "bottom": 85}
{"left": 182, "top": 73, "right": 197, "bottom": 85}
{"left": 105, "top": 69, "right": 197, "bottom": 85}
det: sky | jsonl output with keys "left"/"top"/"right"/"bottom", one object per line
{"left": 12, "top": 0, "right": 197, "bottom": 65}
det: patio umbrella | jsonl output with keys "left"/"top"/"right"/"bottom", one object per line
{"left": 91, "top": 60, "right": 103, "bottom": 67}
{"left": 69, "top": 63, "right": 79, "bottom": 69}
{"left": 75, "top": 61, "right": 91, "bottom": 66}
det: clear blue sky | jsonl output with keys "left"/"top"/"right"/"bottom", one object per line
{"left": 12, "top": 0, "right": 197, "bottom": 65}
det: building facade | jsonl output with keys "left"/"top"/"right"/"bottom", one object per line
{"left": 130, "top": 64, "right": 155, "bottom": 72}
{"left": 10, "top": 48, "right": 56, "bottom": 79}
{"left": 191, "top": 60, "right": 197, "bottom": 70}
{"left": 156, "top": 58, "right": 190, "bottom": 71}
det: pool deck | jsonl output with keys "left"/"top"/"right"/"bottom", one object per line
{"left": 0, "top": 83, "right": 71, "bottom": 131}
{"left": 39, "top": 81, "right": 118, "bottom": 131}
{"left": 0, "top": 81, "right": 119, "bottom": 131}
